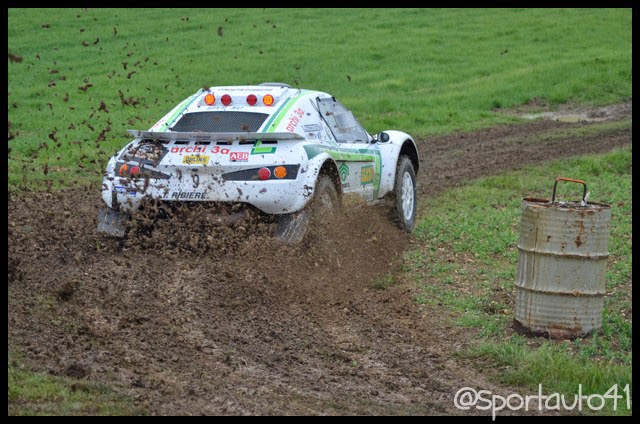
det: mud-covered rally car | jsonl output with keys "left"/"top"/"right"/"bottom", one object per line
{"left": 98, "top": 83, "right": 419, "bottom": 243}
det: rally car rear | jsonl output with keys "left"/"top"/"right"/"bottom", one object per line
{"left": 97, "top": 84, "right": 317, "bottom": 237}
{"left": 98, "top": 130, "right": 314, "bottom": 237}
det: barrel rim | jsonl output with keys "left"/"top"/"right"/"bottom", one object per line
{"left": 522, "top": 197, "right": 611, "bottom": 210}
{"left": 512, "top": 319, "right": 600, "bottom": 340}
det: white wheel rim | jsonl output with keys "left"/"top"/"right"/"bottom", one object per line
{"left": 401, "top": 171, "right": 414, "bottom": 221}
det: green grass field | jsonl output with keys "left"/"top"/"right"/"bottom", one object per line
{"left": 7, "top": 8, "right": 632, "bottom": 190}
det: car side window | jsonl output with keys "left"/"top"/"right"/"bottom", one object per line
{"left": 317, "top": 97, "right": 369, "bottom": 143}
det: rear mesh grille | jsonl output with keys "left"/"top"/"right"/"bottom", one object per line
{"left": 170, "top": 112, "right": 269, "bottom": 133}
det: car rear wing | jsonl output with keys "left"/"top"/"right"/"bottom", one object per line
{"left": 127, "top": 130, "right": 304, "bottom": 142}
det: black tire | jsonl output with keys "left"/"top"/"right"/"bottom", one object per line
{"left": 275, "top": 173, "right": 340, "bottom": 243}
{"left": 392, "top": 156, "right": 417, "bottom": 232}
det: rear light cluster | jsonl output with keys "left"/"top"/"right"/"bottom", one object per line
{"left": 116, "top": 162, "right": 169, "bottom": 180}
{"left": 119, "top": 163, "right": 142, "bottom": 177}
{"left": 119, "top": 163, "right": 138, "bottom": 177}
{"left": 203, "top": 92, "right": 275, "bottom": 107}
{"left": 222, "top": 164, "right": 300, "bottom": 181}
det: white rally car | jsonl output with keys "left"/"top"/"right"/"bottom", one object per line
{"left": 98, "top": 83, "right": 419, "bottom": 243}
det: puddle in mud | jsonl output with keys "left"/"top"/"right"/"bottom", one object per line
{"left": 505, "top": 100, "right": 632, "bottom": 123}
{"left": 520, "top": 111, "right": 608, "bottom": 123}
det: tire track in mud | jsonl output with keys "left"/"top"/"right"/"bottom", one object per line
{"left": 415, "top": 120, "right": 631, "bottom": 198}
{"left": 8, "top": 119, "right": 631, "bottom": 415}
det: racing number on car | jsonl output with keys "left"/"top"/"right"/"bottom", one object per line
{"left": 192, "top": 173, "right": 200, "bottom": 189}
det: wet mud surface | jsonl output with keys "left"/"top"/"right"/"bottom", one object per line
{"left": 8, "top": 112, "right": 631, "bottom": 415}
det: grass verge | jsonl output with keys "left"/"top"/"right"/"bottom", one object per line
{"left": 405, "top": 146, "right": 632, "bottom": 415}
{"left": 8, "top": 353, "right": 147, "bottom": 416}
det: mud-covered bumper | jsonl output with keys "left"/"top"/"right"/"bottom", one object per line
{"left": 100, "top": 174, "right": 314, "bottom": 215}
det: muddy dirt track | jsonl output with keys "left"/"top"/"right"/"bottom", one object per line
{"left": 8, "top": 109, "right": 632, "bottom": 415}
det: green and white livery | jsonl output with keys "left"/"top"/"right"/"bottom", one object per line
{"left": 98, "top": 83, "right": 419, "bottom": 243}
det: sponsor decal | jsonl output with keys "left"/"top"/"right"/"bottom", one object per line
{"left": 230, "top": 151, "right": 249, "bottom": 162}
{"left": 170, "top": 191, "right": 205, "bottom": 200}
{"left": 285, "top": 107, "right": 305, "bottom": 132}
{"left": 339, "top": 162, "right": 349, "bottom": 182}
{"left": 251, "top": 140, "right": 277, "bottom": 155}
{"left": 302, "top": 124, "right": 321, "bottom": 132}
{"left": 303, "top": 123, "right": 321, "bottom": 139}
{"left": 170, "top": 145, "right": 234, "bottom": 155}
{"left": 211, "top": 145, "right": 230, "bottom": 154}
{"left": 361, "top": 165, "right": 374, "bottom": 185}
{"left": 114, "top": 186, "right": 137, "bottom": 196}
{"left": 170, "top": 145, "right": 208, "bottom": 154}
{"left": 302, "top": 144, "right": 382, "bottom": 198}
{"left": 182, "top": 155, "right": 209, "bottom": 165}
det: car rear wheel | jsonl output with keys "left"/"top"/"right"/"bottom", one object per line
{"left": 275, "top": 173, "right": 340, "bottom": 244}
{"left": 392, "top": 155, "right": 417, "bottom": 232}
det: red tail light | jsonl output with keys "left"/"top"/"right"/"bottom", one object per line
{"left": 257, "top": 167, "right": 271, "bottom": 180}
{"left": 221, "top": 94, "right": 232, "bottom": 106}
{"left": 246, "top": 94, "right": 257, "bottom": 106}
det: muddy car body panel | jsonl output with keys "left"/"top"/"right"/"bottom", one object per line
{"left": 98, "top": 83, "right": 419, "bottom": 237}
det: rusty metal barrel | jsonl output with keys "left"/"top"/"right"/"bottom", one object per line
{"left": 514, "top": 178, "right": 612, "bottom": 339}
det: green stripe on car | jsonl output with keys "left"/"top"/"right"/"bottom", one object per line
{"left": 158, "top": 91, "right": 202, "bottom": 131}
{"left": 303, "top": 144, "right": 377, "bottom": 161}
{"left": 252, "top": 92, "right": 304, "bottom": 155}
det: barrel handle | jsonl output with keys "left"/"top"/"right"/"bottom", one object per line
{"left": 551, "top": 177, "right": 587, "bottom": 203}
